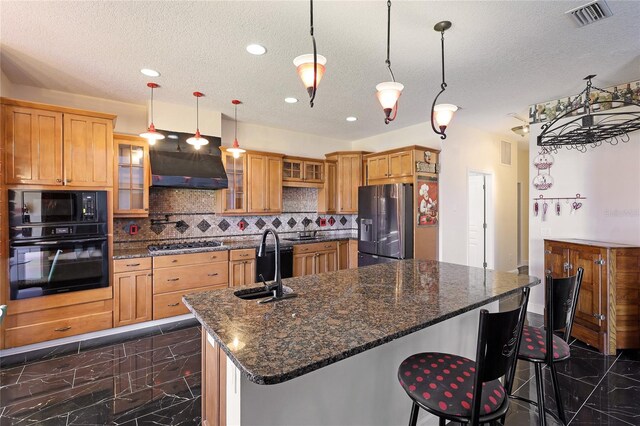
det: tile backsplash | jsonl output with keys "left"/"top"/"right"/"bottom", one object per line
{"left": 113, "top": 187, "right": 356, "bottom": 243}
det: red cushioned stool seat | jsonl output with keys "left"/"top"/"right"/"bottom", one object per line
{"left": 398, "top": 352, "right": 506, "bottom": 419}
{"left": 519, "top": 325, "right": 570, "bottom": 362}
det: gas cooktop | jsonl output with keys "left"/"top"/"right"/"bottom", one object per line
{"left": 147, "top": 240, "right": 223, "bottom": 253}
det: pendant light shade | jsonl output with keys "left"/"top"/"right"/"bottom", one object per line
{"left": 140, "top": 82, "right": 165, "bottom": 145}
{"left": 430, "top": 21, "right": 457, "bottom": 139}
{"left": 186, "top": 92, "right": 209, "bottom": 150}
{"left": 227, "top": 99, "right": 246, "bottom": 159}
{"left": 376, "top": 0, "right": 403, "bottom": 124}
{"left": 294, "top": 0, "right": 325, "bottom": 107}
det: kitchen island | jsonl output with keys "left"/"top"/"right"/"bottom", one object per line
{"left": 183, "top": 260, "right": 539, "bottom": 426}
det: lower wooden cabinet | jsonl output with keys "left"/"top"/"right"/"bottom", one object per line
{"left": 114, "top": 271, "right": 152, "bottom": 327}
{"left": 229, "top": 249, "right": 256, "bottom": 287}
{"left": 338, "top": 240, "right": 349, "bottom": 270}
{"left": 202, "top": 331, "right": 227, "bottom": 426}
{"left": 293, "top": 241, "right": 338, "bottom": 277}
{"left": 544, "top": 239, "right": 640, "bottom": 354}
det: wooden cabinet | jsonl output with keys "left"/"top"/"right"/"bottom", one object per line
{"left": 229, "top": 249, "right": 256, "bottom": 287}
{"left": 293, "top": 241, "right": 338, "bottom": 277}
{"left": 318, "top": 161, "right": 337, "bottom": 213}
{"left": 388, "top": 151, "right": 413, "bottom": 178}
{"left": 202, "top": 331, "right": 227, "bottom": 426}
{"left": 218, "top": 149, "right": 247, "bottom": 214}
{"left": 114, "top": 134, "right": 149, "bottom": 217}
{"left": 247, "top": 153, "right": 282, "bottom": 214}
{"left": 3, "top": 105, "right": 63, "bottom": 185}
{"left": 329, "top": 152, "right": 368, "bottom": 214}
{"left": 283, "top": 157, "right": 324, "bottom": 187}
{"left": 114, "top": 270, "right": 152, "bottom": 327}
{"left": 63, "top": 114, "right": 113, "bottom": 187}
{"left": 544, "top": 239, "right": 640, "bottom": 354}
{"left": 367, "top": 155, "right": 389, "bottom": 180}
{"left": 1, "top": 99, "right": 116, "bottom": 187}
{"left": 365, "top": 149, "right": 414, "bottom": 183}
{"left": 152, "top": 251, "right": 230, "bottom": 320}
{"left": 338, "top": 240, "right": 349, "bottom": 270}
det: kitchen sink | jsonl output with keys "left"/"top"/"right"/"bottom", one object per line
{"left": 234, "top": 285, "right": 295, "bottom": 301}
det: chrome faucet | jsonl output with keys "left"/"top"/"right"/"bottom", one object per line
{"left": 257, "top": 228, "right": 296, "bottom": 303}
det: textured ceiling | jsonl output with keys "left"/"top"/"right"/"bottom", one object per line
{"left": 2, "top": 1, "right": 639, "bottom": 141}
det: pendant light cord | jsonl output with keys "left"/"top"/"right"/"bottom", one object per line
{"left": 150, "top": 85, "right": 154, "bottom": 123}
{"left": 196, "top": 95, "right": 199, "bottom": 131}
{"left": 439, "top": 29, "right": 446, "bottom": 90}
{"left": 234, "top": 103, "right": 238, "bottom": 139}
{"left": 385, "top": 0, "right": 395, "bottom": 82}
{"left": 431, "top": 28, "right": 448, "bottom": 139}
{"left": 310, "top": 0, "right": 318, "bottom": 107}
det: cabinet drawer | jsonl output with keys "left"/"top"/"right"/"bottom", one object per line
{"left": 113, "top": 257, "right": 152, "bottom": 273}
{"left": 294, "top": 241, "right": 338, "bottom": 254}
{"left": 153, "top": 285, "right": 219, "bottom": 320}
{"left": 230, "top": 249, "right": 256, "bottom": 261}
{"left": 4, "top": 311, "right": 113, "bottom": 348}
{"left": 153, "top": 250, "right": 228, "bottom": 268}
{"left": 153, "top": 262, "right": 229, "bottom": 294}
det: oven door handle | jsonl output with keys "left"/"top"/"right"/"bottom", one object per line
{"left": 11, "top": 237, "right": 107, "bottom": 247}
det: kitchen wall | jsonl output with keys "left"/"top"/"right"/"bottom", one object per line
{"left": 113, "top": 187, "right": 356, "bottom": 246}
{"left": 352, "top": 122, "right": 520, "bottom": 273}
{"left": 518, "top": 146, "right": 530, "bottom": 265}
{"left": 527, "top": 115, "right": 640, "bottom": 313}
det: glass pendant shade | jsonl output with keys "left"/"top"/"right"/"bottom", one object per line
{"left": 186, "top": 130, "right": 208, "bottom": 150}
{"left": 140, "top": 82, "right": 164, "bottom": 144}
{"left": 376, "top": 81, "right": 404, "bottom": 111}
{"left": 227, "top": 139, "right": 246, "bottom": 158}
{"left": 293, "top": 54, "right": 327, "bottom": 95}
{"left": 433, "top": 103, "right": 458, "bottom": 131}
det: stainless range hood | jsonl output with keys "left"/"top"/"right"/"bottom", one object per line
{"left": 149, "top": 130, "right": 228, "bottom": 190}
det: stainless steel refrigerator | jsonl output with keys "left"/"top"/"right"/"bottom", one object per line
{"left": 358, "top": 183, "right": 413, "bottom": 266}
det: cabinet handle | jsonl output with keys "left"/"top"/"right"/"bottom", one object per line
{"left": 592, "top": 313, "right": 606, "bottom": 321}
{"left": 208, "top": 273, "right": 219, "bottom": 277}
{"left": 56, "top": 178, "right": 62, "bottom": 183}
{"left": 239, "top": 254, "right": 249, "bottom": 257}
{"left": 54, "top": 326, "right": 71, "bottom": 332}
{"left": 544, "top": 250, "right": 552, "bottom": 254}
{"left": 126, "top": 263, "right": 140, "bottom": 267}
{"left": 171, "top": 260, "right": 178, "bottom": 263}
{"left": 168, "top": 303, "right": 180, "bottom": 307}
{"left": 324, "top": 245, "right": 332, "bottom": 249}
{"left": 66, "top": 179, "right": 72, "bottom": 183}
{"left": 167, "top": 278, "right": 180, "bottom": 282}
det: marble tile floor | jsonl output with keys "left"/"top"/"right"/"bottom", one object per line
{"left": 0, "top": 313, "right": 638, "bottom": 425}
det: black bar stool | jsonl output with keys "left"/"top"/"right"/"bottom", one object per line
{"left": 510, "top": 268, "right": 584, "bottom": 426}
{"left": 398, "top": 287, "right": 530, "bottom": 426}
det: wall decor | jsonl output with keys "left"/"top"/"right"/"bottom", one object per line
{"left": 417, "top": 177, "right": 438, "bottom": 226}
{"left": 532, "top": 194, "right": 586, "bottom": 219}
{"left": 532, "top": 147, "right": 554, "bottom": 190}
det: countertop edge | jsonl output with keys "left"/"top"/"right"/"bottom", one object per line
{"left": 183, "top": 276, "right": 541, "bottom": 386}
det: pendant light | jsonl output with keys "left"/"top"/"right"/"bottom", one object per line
{"left": 293, "top": 0, "right": 326, "bottom": 108}
{"left": 376, "top": 0, "right": 403, "bottom": 124}
{"left": 430, "top": 21, "right": 458, "bottom": 140}
{"left": 227, "top": 99, "right": 246, "bottom": 158}
{"left": 186, "top": 92, "right": 209, "bottom": 150}
{"left": 139, "top": 82, "right": 165, "bottom": 144}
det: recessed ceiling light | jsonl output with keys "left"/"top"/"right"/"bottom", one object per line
{"left": 246, "top": 44, "right": 267, "bottom": 55}
{"left": 168, "top": 134, "right": 179, "bottom": 139}
{"left": 140, "top": 68, "right": 160, "bottom": 77}
{"left": 346, "top": 116, "right": 357, "bottom": 122}
{"left": 285, "top": 97, "right": 298, "bottom": 104}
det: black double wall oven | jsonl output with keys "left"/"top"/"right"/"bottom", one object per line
{"left": 8, "top": 190, "right": 109, "bottom": 300}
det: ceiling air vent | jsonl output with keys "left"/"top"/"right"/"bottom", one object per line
{"left": 566, "top": 0, "right": 613, "bottom": 27}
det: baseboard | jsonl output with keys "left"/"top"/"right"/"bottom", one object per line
{"left": 0, "top": 314, "right": 194, "bottom": 358}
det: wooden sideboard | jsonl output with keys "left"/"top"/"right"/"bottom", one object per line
{"left": 544, "top": 238, "right": 640, "bottom": 354}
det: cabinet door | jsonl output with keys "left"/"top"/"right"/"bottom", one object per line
{"left": 338, "top": 241, "right": 349, "bottom": 270}
{"left": 293, "top": 253, "right": 315, "bottom": 277}
{"left": 367, "top": 155, "right": 389, "bottom": 180}
{"left": 114, "top": 138, "right": 149, "bottom": 216}
{"left": 3, "top": 106, "right": 63, "bottom": 185}
{"left": 247, "top": 154, "right": 266, "bottom": 212}
{"left": 338, "top": 154, "right": 362, "bottom": 213}
{"left": 114, "top": 271, "right": 152, "bottom": 327}
{"left": 572, "top": 247, "right": 606, "bottom": 329}
{"left": 266, "top": 156, "right": 283, "bottom": 212}
{"left": 544, "top": 241, "right": 570, "bottom": 278}
{"left": 304, "top": 161, "right": 324, "bottom": 182}
{"left": 229, "top": 259, "right": 256, "bottom": 287}
{"left": 318, "top": 161, "right": 337, "bottom": 213}
{"left": 202, "top": 332, "right": 227, "bottom": 426}
{"left": 221, "top": 152, "right": 246, "bottom": 213}
{"left": 388, "top": 151, "right": 413, "bottom": 177}
{"left": 63, "top": 114, "right": 113, "bottom": 186}
{"left": 283, "top": 159, "right": 303, "bottom": 181}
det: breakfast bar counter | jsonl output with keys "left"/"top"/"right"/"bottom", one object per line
{"left": 183, "top": 260, "right": 540, "bottom": 426}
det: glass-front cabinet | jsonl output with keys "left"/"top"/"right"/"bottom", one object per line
{"left": 220, "top": 150, "right": 246, "bottom": 213}
{"left": 114, "top": 135, "right": 149, "bottom": 217}
{"left": 283, "top": 159, "right": 303, "bottom": 181}
{"left": 283, "top": 157, "right": 324, "bottom": 185}
{"left": 304, "top": 161, "right": 324, "bottom": 182}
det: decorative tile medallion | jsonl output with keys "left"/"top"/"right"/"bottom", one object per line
{"left": 255, "top": 218, "right": 266, "bottom": 230}
{"left": 340, "top": 216, "right": 348, "bottom": 226}
{"left": 287, "top": 217, "right": 297, "bottom": 228}
{"left": 197, "top": 219, "right": 211, "bottom": 233}
{"left": 176, "top": 221, "right": 190, "bottom": 234}
{"left": 272, "top": 217, "right": 282, "bottom": 229}
{"left": 150, "top": 223, "right": 166, "bottom": 235}
{"left": 218, "top": 219, "right": 230, "bottom": 232}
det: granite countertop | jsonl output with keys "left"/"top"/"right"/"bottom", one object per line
{"left": 112, "top": 232, "right": 357, "bottom": 259}
{"left": 544, "top": 238, "right": 639, "bottom": 248}
{"left": 182, "top": 260, "right": 540, "bottom": 385}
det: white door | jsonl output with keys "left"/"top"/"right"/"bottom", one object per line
{"left": 468, "top": 172, "right": 494, "bottom": 269}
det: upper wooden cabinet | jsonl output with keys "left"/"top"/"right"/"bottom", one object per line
{"left": 217, "top": 149, "right": 247, "bottom": 214}
{"left": 3, "top": 105, "right": 63, "bottom": 185}
{"left": 367, "top": 155, "right": 389, "bottom": 180}
{"left": 1, "top": 98, "right": 116, "bottom": 187}
{"left": 318, "top": 160, "right": 337, "bottom": 213}
{"left": 114, "top": 134, "right": 149, "bottom": 217}
{"left": 328, "top": 152, "right": 368, "bottom": 214}
{"left": 283, "top": 156, "right": 324, "bottom": 187}
{"left": 247, "top": 153, "right": 283, "bottom": 214}
{"left": 366, "top": 149, "right": 414, "bottom": 183}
